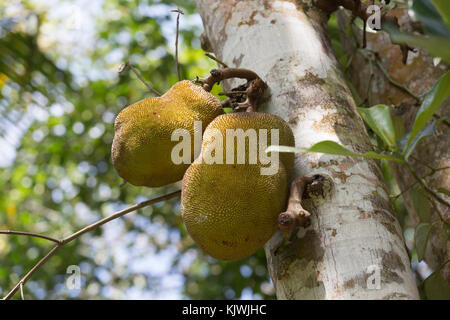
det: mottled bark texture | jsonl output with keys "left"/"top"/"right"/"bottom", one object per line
{"left": 336, "top": 8, "right": 449, "bottom": 282}
{"left": 194, "top": 0, "right": 419, "bottom": 299}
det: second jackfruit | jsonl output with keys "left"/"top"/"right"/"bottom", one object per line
{"left": 181, "top": 112, "right": 295, "bottom": 260}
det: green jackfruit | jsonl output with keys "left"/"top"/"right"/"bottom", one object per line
{"left": 111, "top": 80, "right": 223, "bottom": 187}
{"left": 181, "top": 112, "right": 295, "bottom": 260}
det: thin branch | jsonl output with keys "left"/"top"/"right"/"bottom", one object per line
{"left": 119, "top": 61, "right": 161, "bottom": 96}
{"left": 218, "top": 91, "right": 247, "bottom": 96}
{"left": 3, "top": 190, "right": 181, "bottom": 300}
{"left": 205, "top": 53, "right": 229, "bottom": 68}
{"left": 406, "top": 163, "right": 450, "bottom": 209}
{"left": 434, "top": 115, "right": 450, "bottom": 127}
{"left": 221, "top": 98, "right": 232, "bottom": 109}
{"left": 390, "top": 180, "right": 418, "bottom": 200}
{"left": 0, "top": 230, "right": 62, "bottom": 244}
{"left": 357, "top": 48, "right": 420, "bottom": 102}
{"left": 360, "top": 57, "right": 374, "bottom": 107}
{"left": 391, "top": 163, "right": 450, "bottom": 200}
{"left": 62, "top": 190, "right": 180, "bottom": 244}
{"left": 428, "top": 196, "right": 447, "bottom": 224}
{"left": 410, "top": 155, "right": 450, "bottom": 174}
{"left": 374, "top": 57, "right": 420, "bottom": 101}
{"left": 3, "top": 245, "right": 62, "bottom": 300}
{"left": 344, "top": 47, "right": 356, "bottom": 72}
{"left": 171, "top": 8, "right": 184, "bottom": 81}
{"left": 19, "top": 282, "right": 24, "bottom": 300}
{"left": 409, "top": 155, "right": 435, "bottom": 171}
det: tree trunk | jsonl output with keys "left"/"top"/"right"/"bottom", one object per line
{"left": 194, "top": 0, "right": 418, "bottom": 299}
{"left": 336, "top": 8, "right": 449, "bottom": 282}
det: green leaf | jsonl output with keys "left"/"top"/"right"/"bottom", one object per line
{"left": 437, "top": 187, "right": 450, "bottom": 196}
{"left": 407, "top": 71, "right": 450, "bottom": 147}
{"left": 410, "top": 185, "right": 431, "bottom": 222}
{"left": 305, "top": 141, "right": 403, "bottom": 162}
{"left": 415, "top": 222, "right": 432, "bottom": 261}
{"left": 432, "top": 0, "right": 450, "bottom": 29}
{"left": 384, "top": 23, "right": 450, "bottom": 63}
{"left": 424, "top": 267, "right": 450, "bottom": 300}
{"left": 357, "top": 105, "right": 397, "bottom": 148}
{"left": 444, "top": 219, "right": 450, "bottom": 241}
{"left": 392, "top": 115, "right": 405, "bottom": 142}
{"left": 399, "top": 121, "right": 438, "bottom": 159}
{"left": 412, "top": 0, "right": 450, "bottom": 37}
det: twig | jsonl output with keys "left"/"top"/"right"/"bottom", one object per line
{"left": 344, "top": 48, "right": 356, "bottom": 72}
{"left": 205, "top": 53, "right": 229, "bottom": 68}
{"left": 357, "top": 48, "right": 420, "bottom": 102}
{"left": 2, "top": 190, "right": 181, "bottom": 300}
{"left": 218, "top": 91, "right": 247, "bottom": 96}
{"left": 171, "top": 8, "right": 184, "bottom": 81}
{"left": 405, "top": 163, "right": 450, "bottom": 209}
{"left": 362, "top": 57, "right": 374, "bottom": 106}
{"left": 409, "top": 155, "right": 435, "bottom": 171}
{"left": 0, "top": 230, "right": 62, "bottom": 244}
{"left": 390, "top": 162, "right": 450, "bottom": 200}
{"left": 428, "top": 196, "right": 448, "bottom": 224}
{"left": 410, "top": 155, "right": 450, "bottom": 175}
{"left": 119, "top": 61, "right": 161, "bottom": 96}
{"left": 374, "top": 57, "right": 420, "bottom": 101}
{"left": 221, "top": 98, "right": 232, "bottom": 109}
{"left": 433, "top": 115, "right": 450, "bottom": 128}
{"left": 19, "top": 282, "right": 24, "bottom": 300}
{"left": 3, "top": 245, "right": 61, "bottom": 300}
{"left": 63, "top": 190, "right": 179, "bottom": 243}
{"left": 390, "top": 180, "right": 418, "bottom": 201}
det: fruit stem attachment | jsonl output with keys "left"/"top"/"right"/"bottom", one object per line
{"left": 202, "top": 68, "right": 258, "bottom": 91}
{"left": 202, "top": 68, "right": 268, "bottom": 112}
{"left": 278, "top": 176, "right": 314, "bottom": 241}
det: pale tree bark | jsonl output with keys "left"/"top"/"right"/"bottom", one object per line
{"left": 194, "top": 0, "right": 419, "bottom": 299}
{"left": 336, "top": 7, "right": 449, "bottom": 282}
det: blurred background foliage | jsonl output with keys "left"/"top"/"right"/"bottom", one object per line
{"left": 0, "top": 0, "right": 273, "bottom": 299}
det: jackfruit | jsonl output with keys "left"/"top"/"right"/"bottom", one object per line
{"left": 181, "top": 112, "right": 295, "bottom": 260}
{"left": 111, "top": 80, "right": 223, "bottom": 187}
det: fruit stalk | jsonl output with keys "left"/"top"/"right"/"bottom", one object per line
{"left": 201, "top": 68, "right": 260, "bottom": 92}
{"left": 202, "top": 68, "right": 268, "bottom": 112}
{"left": 278, "top": 176, "right": 313, "bottom": 241}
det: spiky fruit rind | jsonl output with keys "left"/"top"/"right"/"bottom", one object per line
{"left": 202, "top": 112, "right": 295, "bottom": 173}
{"left": 181, "top": 161, "right": 288, "bottom": 260}
{"left": 111, "top": 80, "right": 223, "bottom": 187}
{"left": 181, "top": 112, "right": 295, "bottom": 260}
